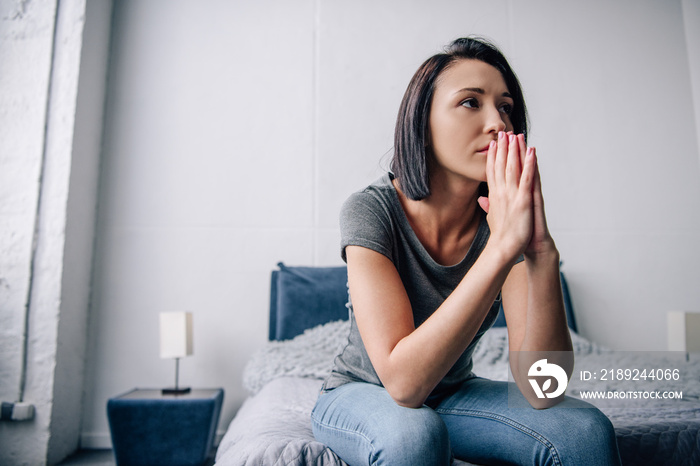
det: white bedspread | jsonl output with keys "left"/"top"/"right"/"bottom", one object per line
{"left": 217, "top": 322, "right": 700, "bottom": 466}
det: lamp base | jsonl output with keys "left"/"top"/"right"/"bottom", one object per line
{"left": 161, "top": 387, "right": 191, "bottom": 395}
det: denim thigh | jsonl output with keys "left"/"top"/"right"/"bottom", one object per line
{"left": 311, "top": 383, "right": 451, "bottom": 466}
{"left": 434, "top": 377, "right": 622, "bottom": 466}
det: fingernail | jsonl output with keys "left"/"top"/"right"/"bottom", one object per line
{"left": 489, "top": 140, "right": 496, "bottom": 149}
{"left": 498, "top": 131, "right": 504, "bottom": 140}
{"left": 509, "top": 134, "right": 515, "bottom": 143}
{"left": 527, "top": 147, "right": 534, "bottom": 157}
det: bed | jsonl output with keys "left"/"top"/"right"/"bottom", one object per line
{"left": 215, "top": 263, "right": 700, "bottom": 466}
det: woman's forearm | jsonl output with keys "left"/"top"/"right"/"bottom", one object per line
{"left": 509, "top": 245, "right": 574, "bottom": 408}
{"left": 380, "top": 243, "right": 515, "bottom": 407}
{"left": 520, "top": 246, "right": 571, "bottom": 352}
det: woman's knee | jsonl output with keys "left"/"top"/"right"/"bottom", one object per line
{"left": 574, "top": 408, "right": 618, "bottom": 449}
{"left": 549, "top": 407, "right": 620, "bottom": 465}
{"left": 312, "top": 384, "right": 451, "bottom": 465}
{"left": 372, "top": 406, "right": 451, "bottom": 465}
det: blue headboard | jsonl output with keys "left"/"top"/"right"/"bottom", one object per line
{"left": 269, "top": 263, "right": 349, "bottom": 341}
{"left": 269, "top": 262, "right": 577, "bottom": 341}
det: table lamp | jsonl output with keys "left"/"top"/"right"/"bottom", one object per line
{"left": 667, "top": 311, "right": 700, "bottom": 361}
{"left": 160, "top": 311, "right": 193, "bottom": 394}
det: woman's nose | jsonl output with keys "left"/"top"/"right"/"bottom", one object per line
{"left": 484, "top": 107, "right": 507, "bottom": 134}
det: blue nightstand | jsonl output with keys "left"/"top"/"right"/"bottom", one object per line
{"left": 107, "top": 388, "right": 223, "bottom": 466}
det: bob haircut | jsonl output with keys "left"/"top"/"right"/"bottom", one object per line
{"left": 391, "top": 37, "right": 529, "bottom": 201}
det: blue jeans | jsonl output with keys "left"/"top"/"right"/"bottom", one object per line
{"left": 311, "top": 378, "right": 622, "bottom": 465}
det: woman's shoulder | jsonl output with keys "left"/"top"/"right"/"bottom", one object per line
{"left": 341, "top": 173, "right": 396, "bottom": 217}
{"left": 340, "top": 173, "right": 399, "bottom": 262}
{"left": 340, "top": 173, "right": 402, "bottom": 240}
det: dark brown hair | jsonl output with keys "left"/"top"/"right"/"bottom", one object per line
{"left": 392, "top": 37, "right": 529, "bottom": 200}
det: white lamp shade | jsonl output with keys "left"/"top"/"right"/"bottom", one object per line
{"left": 667, "top": 311, "right": 700, "bottom": 352}
{"left": 160, "top": 312, "right": 193, "bottom": 358}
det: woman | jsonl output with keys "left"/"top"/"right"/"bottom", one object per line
{"left": 312, "top": 37, "right": 621, "bottom": 465}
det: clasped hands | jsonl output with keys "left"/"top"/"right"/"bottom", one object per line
{"left": 477, "top": 131, "right": 555, "bottom": 263}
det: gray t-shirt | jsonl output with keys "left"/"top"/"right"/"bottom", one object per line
{"left": 322, "top": 173, "right": 502, "bottom": 399}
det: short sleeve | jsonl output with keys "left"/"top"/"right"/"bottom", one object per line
{"left": 339, "top": 191, "right": 394, "bottom": 263}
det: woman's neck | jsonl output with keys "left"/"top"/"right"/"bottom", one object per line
{"left": 393, "top": 176, "right": 483, "bottom": 266}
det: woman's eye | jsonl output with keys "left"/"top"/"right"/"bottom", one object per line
{"left": 460, "top": 98, "right": 479, "bottom": 109}
{"left": 499, "top": 103, "right": 513, "bottom": 115}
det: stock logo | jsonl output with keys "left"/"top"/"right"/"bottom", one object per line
{"left": 528, "top": 359, "right": 568, "bottom": 399}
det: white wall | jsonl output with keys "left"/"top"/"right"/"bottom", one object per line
{"left": 0, "top": 1, "right": 58, "bottom": 462}
{"left": 81, "top": 0, "right": 700, "bottom": 447}
{"left": 0, "top": 0, "right": 111, "bottom": 464}
{"left": 0, "top": 0, "right": 51, "bottom": 398}
{"left": 683, "top": 0, "right": 700, "bottom": 159}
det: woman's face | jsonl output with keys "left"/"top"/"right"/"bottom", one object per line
{"left": 428, "top": 59, "right": 514, "bottom": 184}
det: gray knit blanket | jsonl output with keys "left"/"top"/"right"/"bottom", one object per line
{"left": 245, "top": 321, "right": 611, "bottom": 394}
{"left": 243, "top": 321, "right": 700, "bottom": 405}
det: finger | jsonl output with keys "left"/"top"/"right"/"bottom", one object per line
{"left": 494, "top": 131, "right": 507, "bottom": 186}
{"left": 517, "top": 133, "right": 527, "bottom": 168}
{"left": 533, "top": 148, "right": 542, "bottom": 196}
{"left": 530, "top": 148, "right": 550, "bottom": 234}
{"left": 485, "top": 139, "right": 497, "bottom": 187}
{"left": 531, "top": 147, "right": 545, "bottom": 210}
{"left": 519, "top": 146, "right": 536, "bottom": 196}
{"left": 506, "top": 133, "right": 521, "bottom": 187}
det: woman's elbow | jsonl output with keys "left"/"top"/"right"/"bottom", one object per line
{"left": 527, "top": 395, "right": 565, "bottom": 410}
{"left": 392, "top": 396, "right": 425, "bottom": 409}
{"left": 384, "top": 381, "right": 429, "bottom": 409}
